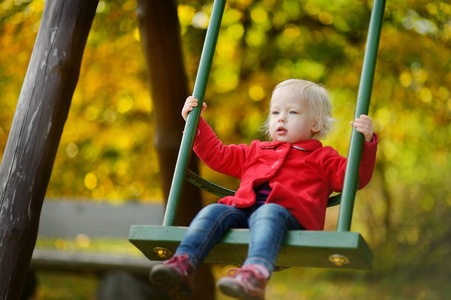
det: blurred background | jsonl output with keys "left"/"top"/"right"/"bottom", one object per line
{"left": 1, "top": 0, "right": 450, "bottom": 299}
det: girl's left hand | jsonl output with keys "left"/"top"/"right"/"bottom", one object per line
{"left": 351, "top": 115, "right": 374, "bottom": 142}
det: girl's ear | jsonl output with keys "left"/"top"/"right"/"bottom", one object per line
{"left": 312, "top": 116, "right": 322, "bottom": 133}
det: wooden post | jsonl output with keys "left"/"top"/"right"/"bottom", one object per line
{"left": 136, "top": 1, "right": 215, "bottom": 298}
{"left": 163, "top": 0, "right": 226, "bottom": 227}
{"left": 136, "top": 0, "right": 205, "bottom": 228}
{"left": 0, "top": 0, "right": 98, "bottom": 298}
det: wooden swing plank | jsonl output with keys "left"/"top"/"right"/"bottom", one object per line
{"left": 129, "top": 225, "right": 374, "bottom": 270}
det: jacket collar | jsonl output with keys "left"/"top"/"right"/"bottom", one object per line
{"left": 259, "top": 139, "right": 322, "bottom": 151}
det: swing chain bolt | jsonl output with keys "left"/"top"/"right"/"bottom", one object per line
{"left": 153, "top": 247, "right": 173, "bottom": 259}
{"left": 329, "top": 254, "right": 350, "bottom": 267}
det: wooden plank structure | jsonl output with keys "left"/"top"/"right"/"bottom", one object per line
{"left": 129, "top": 0, "right": 386, "bottom": 270}
{"left": 30, "top": 200, "right": 164, "bottom": 276}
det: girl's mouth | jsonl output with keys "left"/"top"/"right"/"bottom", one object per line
{"left": 277, "top": 126, "right": 287, "bottom": 135}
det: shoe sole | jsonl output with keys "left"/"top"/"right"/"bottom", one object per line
{"left": 150, "top": 267, "right": 191, "bottom": 300}
{"left": 217, "top": 279, "right": 264, "bottom": 300}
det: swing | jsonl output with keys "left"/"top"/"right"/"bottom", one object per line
{"left": 129, "top": 0, "right": 386, "bottom": 270}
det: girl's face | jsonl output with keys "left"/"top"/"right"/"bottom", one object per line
{"left": 269, "top": 94, "right": 320, "bottom": 143}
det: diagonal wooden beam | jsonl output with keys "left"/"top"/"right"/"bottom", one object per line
{"left": 0, "top": 1, "right": 98, "bottom": 297}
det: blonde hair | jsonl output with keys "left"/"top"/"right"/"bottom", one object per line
{"left": 263, "top": 79, "right": 335, "bottom": 140}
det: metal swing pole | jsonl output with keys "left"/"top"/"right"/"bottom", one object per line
{"left": 163, "top": 0, "right": 227, "bottom": 226}
{"left": 337, "top": 0, "right": 386, "bottom": 232}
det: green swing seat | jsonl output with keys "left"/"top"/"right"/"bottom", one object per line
{"left": 129, "top": 0, "right": 386, "bottom": 270}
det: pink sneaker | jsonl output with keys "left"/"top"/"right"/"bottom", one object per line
{"left": 149, "top": 254, "right": 195, "bottom": 299}
{"left": 217, "top": 265, "right": 268, "bottom": 300}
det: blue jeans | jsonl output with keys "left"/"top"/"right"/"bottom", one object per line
{"left": 175, "top": 203, "right": 302, "bottom": 273}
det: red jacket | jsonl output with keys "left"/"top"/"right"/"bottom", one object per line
{"left": 193, "top": 117, "right": 378, "bottom": 230}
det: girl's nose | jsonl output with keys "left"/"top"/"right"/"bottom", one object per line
{"left": 278, "top": 114, "right": 286, "bottom": 123}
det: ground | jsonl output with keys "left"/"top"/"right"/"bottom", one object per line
{"left": 30, "top": 266, "right": 449, "bottom": 300}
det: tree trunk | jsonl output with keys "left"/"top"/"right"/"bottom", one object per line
{"left": 0, "top": 1, "right": 98, "bottom": 298}
{"left": 136, "top": 1, "right": 215, "bottom": 299}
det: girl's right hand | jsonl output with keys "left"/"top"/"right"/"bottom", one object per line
{"left": 182, "top": 96, "right": 207, "bottom": 121}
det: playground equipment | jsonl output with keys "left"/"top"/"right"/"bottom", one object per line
{"left": 129, "top": 0, "right": 386, "bottom": 270}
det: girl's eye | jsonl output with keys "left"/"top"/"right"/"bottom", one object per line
{"left": 289, "top": 111, "right": 298, "bottom": 114}
{"left": 271, "top": 111, "right": 279, "bottom": 115}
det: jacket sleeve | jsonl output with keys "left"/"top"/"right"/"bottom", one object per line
{"left": 357, "top": 133, "right": 379, "bottom": 189}
{"left": 192, "top": 117, "right": 250, "bottom": 179}
{"left": 323, "top": 133, "right": 379, "bottom": 192}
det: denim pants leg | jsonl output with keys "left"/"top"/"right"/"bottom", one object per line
{"left": 244, "top": 203, "right": 302, "bottom": 273}
{"left": 175, "top": 203, "right": 248, "bottom": 269}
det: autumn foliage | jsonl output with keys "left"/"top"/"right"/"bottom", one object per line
{"left": 1, "top": 0, "right": 450, "bottom": 275}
